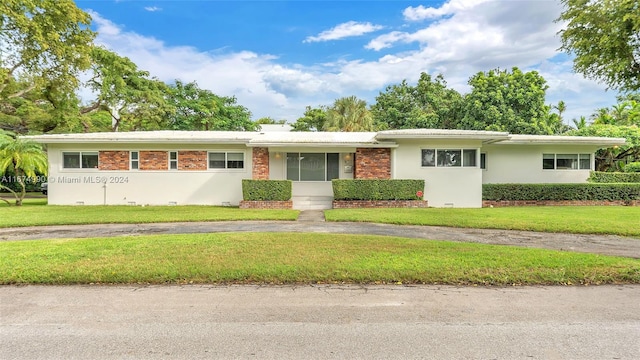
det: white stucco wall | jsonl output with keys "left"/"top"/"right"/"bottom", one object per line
{"left": 481, "top": 144, "right": 599, "bottom": 184}
{"left": 392, "top": 139, "right": 484, "bottom": 208}
{"left": 45, "top": 144, "right": 251, "bottom": 206}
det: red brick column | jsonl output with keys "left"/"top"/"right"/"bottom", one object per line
{"left": 252, "top": 147, "right": 269, "bottom": 179}
{"left": 178, "top": 151, "right": 207, "bottom": 170}
{"left": 139, "top": 151, "right": 168, "bottom": 170}
{"left": 98, "top": 151, "right": 129, "bottom": 170}
{"left": 355, "top": 148, "right": 390, "bottom": 179}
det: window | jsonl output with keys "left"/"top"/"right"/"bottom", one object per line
{"left": 463, "top": 150, "right": 477, "bottom": 167}
{"left": 480, "top": 153, "right": 487, "bottom": 170}
{"left": 130, "top": 151, "right": 139, "bottom": 170}
{"left": 579, "top": 154, "right": 591, "bottom": 170}
{"left": 208, "top": 152, "right": 244, "bottom": 169}
{"left": 543, "top": 153, "right": 591, "bottom": 170}
{"left": 422, "top": 149, "right": 478, "bottom": 167}
{"left": 62, "top": 152, "right": 98, "bottom": 169}
{"left": 169, "top": 151, "right": 178, "bottom": 170}
{"left": 287, "top": 153, "right": 340, "bottom": 181}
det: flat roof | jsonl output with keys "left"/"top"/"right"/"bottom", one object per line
{"left": 495, "top": 134, "right": 627, "bottom": 146}
{"left": 24, "top": 131, "right": 256, "bottom": 144}
{"left": 23, "top": 129, "right": 627, "bottom": 148}
{"left": 375, "top": 129, "right": 510, "bottom": 143}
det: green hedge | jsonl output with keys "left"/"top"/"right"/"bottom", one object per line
{"left": 624, "top": 162, "right": 640, "bottom": 173}
{"left": 332, "top": 179, "right": 425, "bottom": 201}
{"left": 242, "top": 179, "right": 292, "bottom": 201}
{"left": 588, "top": 171, "right": 640, "bottom": 183}
{"left": 483, "top": 183, "right": 640, "bottom": 201}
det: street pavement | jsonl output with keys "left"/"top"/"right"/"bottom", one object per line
{"left": 2, "top": 284, "right": 639, "bottom": 359}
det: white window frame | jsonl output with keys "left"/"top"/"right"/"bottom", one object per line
{"left": 480, "top": 153, "right": 487, "bottom": 170}
{"left": 542, "top": 153, "right": 591, "bottom": 170}
{"left": 207, "top": 151, "right": 245, "bottom": 170}
{"left": 421, "top": 148, "right": 479, "bottom": 168}
{"left": 62, "top": 151, "right": 99, "bottom": 170}
{"left": 130, "top": 151, "right": 139, "bottom": 170}
{"left": 168, "top": 151, "right": 178, "bottom": 170}
{"left": 286, "top": 152, "right": 340, "bottom": 181}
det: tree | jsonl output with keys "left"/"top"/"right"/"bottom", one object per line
{"left": 557, "top": 0, "right": 640, "bottom": 92}
{"left": 572, "top": 116, "right": 589, "bottom": 130}
{"left": 568, "top": 124, "right": 640, "bottom": 171}
{"left": 166, "top": 80, "right": 255, "bottom": 131}
{"left": 0, "top": 130, "right": 47, "bottom": 206}
{"left": 554, "top": 100, "right": 567, "bottom": 123}
{"left": 459, "top": 67, "right": 555, "bottom": 134}
{"left": 84, "top": 47, "right": 174, "bottom": 132}
{"left": 291, "top": 106, "right": 327, "bottom": 131}
{"left": 0, "top": 0, "right": 95, "bottom": 113}
{"left": 323, "top": 96, "right": 375, "bottom": 132}
{"left": 255, "top": 117, "right": 286, "bottom": 125}
{"left": 371, "top": 73, "right": 463, "bottom": 130}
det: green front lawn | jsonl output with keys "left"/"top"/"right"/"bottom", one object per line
{"left": 1, "top": 233, "right": 638, "bottom": 285}
{"left": 0, "top": 202, "right": 299, "bottom": 227}
{"left": 325, "top": 207, "right": 640, "bottom": 237}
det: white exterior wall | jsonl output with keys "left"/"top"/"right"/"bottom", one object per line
{"left": 482, "top": 144, "right": 599, "bottom": 184}
{"left": 45, "top": 144, "right": 251, "bottom": 206}
{"left": 392, "top": 139, "right": 484, "bottom": 208}
{"left": 268, "top": 147, "right": 355, "bottom": 198}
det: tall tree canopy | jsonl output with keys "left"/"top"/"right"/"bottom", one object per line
{"left": 291, "top": 106, "right": 327, "bottom": 132}
{"left": 0, "top": 0, "right": 95, "bottom": 134}
{"left": 324, "top": 96, "right": 375, "bottom": 132}
{"left": 569, "top": 124, "right": 640, "bottom": 171}
{"left": 558, "top": 0, "right": 640, "bottom": 92}
{"left": 167, "top": 80, "right": 255, "bottom": 131}
{"left": 0, "top": 0, "right": 94, "bottom": 107}
{"left": 85, "top": 47, "right": 173, "bottom": 132}
{"left": 459, "top": 67, "right": 558, "bottom": 134}
{"left": 371, "top": 73, "right": 463, "bottom": 130}
{"left": 291, "top": 106, "right": 327, "bottom": 131}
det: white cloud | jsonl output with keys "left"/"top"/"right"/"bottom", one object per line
{"left": 304, "top": 21, "right": 383, "bottom": 43}
{"left": 85, "top": 2, "right": 619, "bottom": 124}
{"left": 144, "top": 6, "right": 162, "bottom": 12}
{"left": 403, "top": 0, "right": 492, "bottom": 21}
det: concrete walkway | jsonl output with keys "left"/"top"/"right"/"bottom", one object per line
{"left": 1, "top": 213, "right": 639, "bottom": 258}
{"left": 296, "top": 210, "right": 325, "bottom": 221}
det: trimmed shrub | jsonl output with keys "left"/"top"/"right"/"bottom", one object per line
{"left": 483, "top": 183, "right": 640, "bottom": 201}
{"left": 624, "top": 162, "right": 640, "bottom": 173}
{"left": 333, "top": 179, "right": 425, "bottom": 201}
{"left": 588, "top": 171, "right": 640, "bottom": 183}
{"left": 242, "top": 179, "right": 292, "bottom": 201}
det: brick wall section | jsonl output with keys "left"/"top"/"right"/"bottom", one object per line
{"left": 98, "top": 151, "right": 129, "bottom": 170}
{"left": 178, "top": 151, "right": 207, "bottom": 171}
{"left": 483, "top": 200, "right": 640, "bottom": 207}
{"left": 355, "top": 148, "right": 391, "bottom": 179}
{"left": 139, "top": 151, "right": 168, "bottom": 171}
{"left": 332, "top": 200, "right": 428, "bottom": 209}
{"left": 239, "top": 200, "right": 293, "bottom": 209}
{"left": 252, "top": 147, "right": 269, "bottom": 180}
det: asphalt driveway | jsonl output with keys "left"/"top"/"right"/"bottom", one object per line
{"left": 1, "top": 218, "right": 639, "bottom": 258}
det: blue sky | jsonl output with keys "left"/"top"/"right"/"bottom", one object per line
{"left": 75, "top": 0, "right": 619, "bottom": 124}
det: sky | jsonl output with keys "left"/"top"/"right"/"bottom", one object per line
{"left": 75, "top": 0, "right": 620, "bottom": 124}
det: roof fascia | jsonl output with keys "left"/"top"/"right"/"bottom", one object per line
{"left": 247, "top": 142, "right": 398, "bottom": 148}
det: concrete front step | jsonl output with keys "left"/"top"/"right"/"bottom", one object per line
{"left": 292, "top": 196, "right": 333, "bottom": 210}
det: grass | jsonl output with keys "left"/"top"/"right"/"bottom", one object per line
{"left": 0, "top": 200, "right": 299, "bottom": 227}
{"left": 1, "top": 233, "right": 638, "bottom": 286}
{"left": 325, "top": 207, "right": 640, "bottom": 237}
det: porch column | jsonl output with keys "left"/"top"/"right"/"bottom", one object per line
{"left": 252, "top": 147, "right": 270, "bottom": 180}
